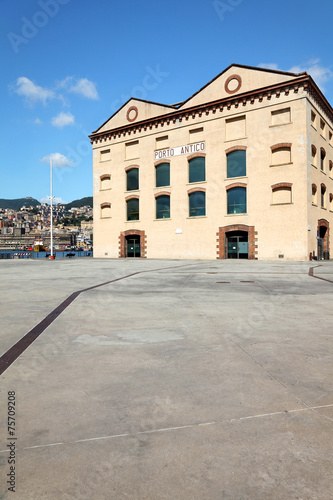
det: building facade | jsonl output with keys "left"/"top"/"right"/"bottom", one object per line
{"left": 90, "top": 64, "right": 333, "bottom": 260}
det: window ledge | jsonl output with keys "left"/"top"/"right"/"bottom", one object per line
{"left": 269, "top": 122, "right": 292, "bottom": 128}
{"left": 154, "top": 185, "right": 171, "bottom": 189}
{"left": 225, "top": 213, "right": 248, "bottom": 217}
{"left": 125, "top": 189, "right": 140, "bottom": 194}
{"left": 270, "top": 162, "right": 293, "bottom": 167}
{"left": 321, "top": 207, "right": 327, "bottom": 210}
{"left": 270, "top": 203, "right": 293, "bottom": 206}
{"left": 100, "top": 188, "right": 112, "bottom": 192}
{"left": 224, "top": 176, "right": 248, "bottom": 181}
{"left": 154, "top": 218, "right": 171, "bottom": 221}
{"left": 311, "top": 124, "right": 317, "bottom": 131}
{"left": 125, "top": 220, "right": 140, "bottom": 223}
{"left": 312, "top": 164, "right": 317, "bottom": 169}
{"left": 100, "top": 217, "right": 112, "bottom": 219}
{"left": 187, "top": 215, "right": 207, "bottom": 219}
{"left": 320, "top": 134, "right": 326, "bottom": 140}
{"left": 312, "top": 203, "right": 318, "bottom": 207}
{"left": 186, "top": 181, "right": 207, "bottom": 186}
{"left": 320, "top": 170, "right": 327, "bottom": 175}
{"left": 125, "top": 157, "right": 140, "bottom": 161}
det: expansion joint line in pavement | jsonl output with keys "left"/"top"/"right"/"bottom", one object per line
{"left": 309, "top": 265, "right": 333, "bottom": 284}
{"left": 0, "top": 263, "right": 197, "bottom": 376}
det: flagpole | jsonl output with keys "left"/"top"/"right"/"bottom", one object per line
{"left": 50, "top": 157, "right": 54, "bottom": 259}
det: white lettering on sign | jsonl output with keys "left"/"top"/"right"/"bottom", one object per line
{"left": 154, "top": 141, "right": 205, "bottom": 161}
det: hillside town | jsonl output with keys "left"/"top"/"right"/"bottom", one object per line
{"left": 0, "top": 201, "right": 93, "bottom": 251}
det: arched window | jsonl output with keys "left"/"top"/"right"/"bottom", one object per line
{"left": 320, "top": 148, "right": 326, "bottom": 172}
{"left": 126, "top": 197, "right": 139, "bottom": 220}
{"left": 126, "top": 168, "right": 139, "bottom": 191}
{"left": 329, "top": 160, "right": 333, "bottom": 175}
{"left": 271, "top": 144, "right": 292, "bottom": 166}
{"left": 100, "top": 174, "right": 111, "bottom": 190}
{"left": 188, "top": 190, "right": 206, "bottom": 217}
{"left": 227, "top": 186, "right": 246, "bottom": 214}
{"left": 312, "top": 184, "right": 317, "bottom": 205}
{"left": 321, "top": 184, "right": 326, "bottom": 208}
{"left": 155, "top": 194, "right": 170, "bottom": 219}
{"left": 330, "top": 193, "right": 333, "bottom": 212}
{"left": 227, "top": 149, "right": 246, "bottom": 178}
{"left": 100, "top": 202, "right": 111, "bottom": 218}
{"left": 272, "top": 183, "right": 292, "bottom": 205}
{"left": 155, "top": 163, "right": 170, "bottom": 187}
{"left": 189, "top": 157, "right": 205, "bottom": 183}
{"left": 311, "top": 145, "right": 317, "bottom": 167}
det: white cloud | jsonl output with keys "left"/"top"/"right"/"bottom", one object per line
{"left": 258, "top": 60, "right": 333, "bottom": 91}
{"left": 34, "top": 118, "right": 42, "bottom": 125}
{"left": 13, "top": 77, "right": 55, "bottom": 105}
{"left": 39, "top": 152, "right": 72, "bottom": 167}
{"left": 58, "top": 77, "right": 99, "bottom": 100}
{"left": 40, "top": 196, "right": 68, "bottom": 205}
{"left": 51, "top": 112, "right": 75, "bottom": 128}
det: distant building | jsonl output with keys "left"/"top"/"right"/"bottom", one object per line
{"left": 90, "top": 64, "right": 333, "bottom": 260}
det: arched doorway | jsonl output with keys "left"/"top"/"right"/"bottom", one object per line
{"left": 226, "top": 230, "right": 248, "bottom": 259}
{"left": 217, "top": 224, "right": 257, "bottom": 259}
{"left": 125, "top": 234, "right": 141, "bottom": 258}
{"left": 317, "top": 219, "right": 329, "bottom": 260}
{"left": 119, "top": 230, "right": 146, "bottom": 258}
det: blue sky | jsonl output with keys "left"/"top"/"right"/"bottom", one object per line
{"left": 1, "top": 0, "right": 333, "bottom": 203}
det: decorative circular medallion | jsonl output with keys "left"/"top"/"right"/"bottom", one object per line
{"left": 126, "top": 106, "right": 138, "bottom": 122}
{"left": 224, "top": 74, "right": 242, "bottom": 95}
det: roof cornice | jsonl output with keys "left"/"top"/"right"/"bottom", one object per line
{"left": 89, "top": 75, "right": 332, "bottom": 144}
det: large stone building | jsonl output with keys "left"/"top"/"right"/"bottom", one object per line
{"left": 90, "top": 64, "right": 333, "bottom": 260}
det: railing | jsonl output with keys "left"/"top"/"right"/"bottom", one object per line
{"left": 0, "top": 250, "right": 93, "bottom": 260}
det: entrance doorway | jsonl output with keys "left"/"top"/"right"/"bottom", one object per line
{"left": 318, "top": 225, "right": 328, "bottom": 260}
{"left": 227, "top": 231, "right": 249, "bottom": 259}
{"left": 125, "top": 235, "right": 141, "bottom": 257}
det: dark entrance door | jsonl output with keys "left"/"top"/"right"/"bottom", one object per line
{"left": 126, "top": 235, "right": 141, "bottom": 257}
{"left": 226, "top": 231, "right": 248, "bottom": 259}
{"left": 318, "top": 226, "right": 327, "bottom": 260}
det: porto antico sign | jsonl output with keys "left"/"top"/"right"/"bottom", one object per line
{"left": 154, "top": 141, "right": 205, "bottom": 161}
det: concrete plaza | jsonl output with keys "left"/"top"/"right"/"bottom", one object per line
{"left": 0, "top": 258, "right": 332, "bottom": 499}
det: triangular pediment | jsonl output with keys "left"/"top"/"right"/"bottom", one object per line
{"left": 179, "top": 64, "right": 306, "bottom": 110}
{"left": 93, "top": 98, "right": 176, "bottom": 134}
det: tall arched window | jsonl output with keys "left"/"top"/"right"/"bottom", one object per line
{"left": 227, "top": 186, "right": 247, "bottom": 214}
{"left": 312, "top": 184, "right": 317, "bottom": 205}
{"left": 155, "top": 163, "right": 170, "bottom": 187}
{"left": 189, "top": 190, "right": 206, "bottom": 217}
{"left": 126, "top": 197, "right": 139, "bottom": 220}
{"left": 227, "top": 149, "right": 246, "bottom": 178}
{"left": 126, "top": 168, "right": 139, "bottom": 191}
{"left": 189, "top": 157, "right": 205, "bottom": 183}
{"left": 320, "top": 148, "right": 326, "bottom": 172}
{"left": 321, "top": 184, "right": 326, "bottom": 208}
{"left": 155, "top": 194, "right": 170, "bottom": 219}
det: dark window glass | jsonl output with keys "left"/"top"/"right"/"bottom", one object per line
{"left": 227, "top": 150, "right": 246, "bottom": 178}
{"left": 320, "top": 150, "right": 325, "bottom": 171}
{"left": 156, "top": 163, "right": 170, "bottom": 187}
{"left": 189, "top": 157, "right": 205, "bottom": 183}
{"left": 127, "top": 198, "right": 139, "bottom": 220}
{"left": 126, "top": 168, "right": 139, "bottom": 191}
{"left": 156, "top": 195, "right": 170, "bottom": 219}
{"left": 189, "top": 191, "right": 205, "bottom": 217}
{"left": 227, "top": 187, "right": 246, "bottom": 214}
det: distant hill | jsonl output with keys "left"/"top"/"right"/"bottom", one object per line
{"left": 65, "top": 197, "right": 93, "bottom": 209}
{"left": 0, "top": 196, "right": 93, "bottom": 210}
{"left": 0, "top": 197, "right": 40, "bottom": 210}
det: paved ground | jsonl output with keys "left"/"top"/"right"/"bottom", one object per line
{"left": 0, "top": 258, "right": 332, "bottom": 500}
